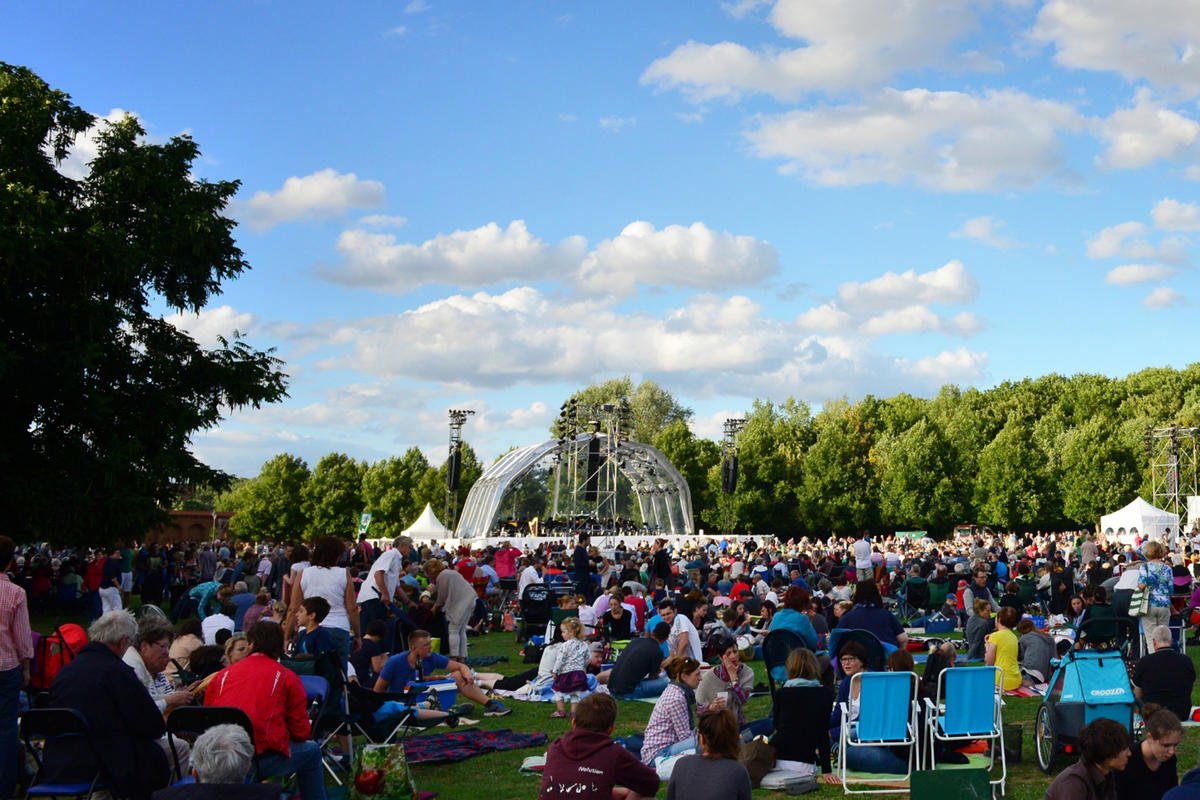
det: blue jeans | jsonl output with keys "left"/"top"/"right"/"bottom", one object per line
{"left": 658, "top": 733, "right": 698, "bottom": 759}
{"left": 258, "top": 740, "right": 327, "bottom": 800}
{"left": 0, "top": 667, "right": 19, "bottom": 799}
{"left": 614, "top": 675, "right": 669, "bottom": 700}
{"left": 327, "top": 627, "right": 351, "bottom": 675}
{"left": 845, "top": 744, "right": 909, "bottom": 774}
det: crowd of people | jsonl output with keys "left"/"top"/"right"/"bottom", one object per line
{"left": 4, "top": 524, "right": 1200, "bottom": 799}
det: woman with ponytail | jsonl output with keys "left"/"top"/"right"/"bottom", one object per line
{"left": 640, "top": 656, "right": 726, "bottom": 765}
{"left": 1117, "top": 704, "right": 1181, "bottom": 800}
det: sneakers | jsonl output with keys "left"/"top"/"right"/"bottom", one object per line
{"left": 451, "top": 703, "right": 476, "bottom": 717}
{"left": 549, "top": 709, "right": 569, "bottom": 719}
{"left": 484, "top": 699, "right": 512, "bottom": 717}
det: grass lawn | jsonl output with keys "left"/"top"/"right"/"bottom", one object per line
{"left": 29, "top": 605, "right": 1200, "bottom": 799}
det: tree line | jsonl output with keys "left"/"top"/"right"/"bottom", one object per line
{"left": 207, "top": 367, "right": 1200, "bottom": 541}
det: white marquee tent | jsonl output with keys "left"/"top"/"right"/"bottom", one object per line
{"left": 1100, "top": 497, "right": 1180, "bottom": 544}
{"left": 402, "top": 503, "right": 455, "bottom": 540}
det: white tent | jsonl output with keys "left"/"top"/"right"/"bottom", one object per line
{"left": 402, "top": 503, "right": 455, "bottom": 540}
{"left": 1100, "top": 497, "right": 1180, "bottom": 544}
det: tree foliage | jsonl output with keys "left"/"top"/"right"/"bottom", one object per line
{"left": 302, "top": 453, "right": 366, "bottom": 539}
{"left": 226, "top": 454, "right": 310, "bottom": 542}
{"left": 0, "top": 64, "right": 287, "bottom": 544}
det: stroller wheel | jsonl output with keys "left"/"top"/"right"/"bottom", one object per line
{"left": 1035, "top": 703, "right": 1057, "bottom": 774}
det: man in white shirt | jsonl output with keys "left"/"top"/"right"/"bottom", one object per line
{"left": 853, "top": 532, "right": 873, "bottom": 576}
{"left": 201, "top": 603, "right": 235, "bottom": 645}
{"left": 517, "top": 556, "right": 544, "bottom": 598}
{"left": 357, "top": 536, "right": 412, "bottom": 630}
{"left": 656, "top": 599, "right": 702, "bottom": 661}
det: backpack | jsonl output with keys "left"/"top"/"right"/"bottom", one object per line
{"left": 30, "top": 623, "right": 88, "bottom": 690}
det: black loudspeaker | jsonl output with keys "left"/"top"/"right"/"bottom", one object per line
{"left": 721, "top": 455, "right": 738, "bottom": 494}
{"left": 446, "top": 444, "right": 462, "bottom": 492}
{"left": 584, "top": 436, "right": 600, "bottom": 502}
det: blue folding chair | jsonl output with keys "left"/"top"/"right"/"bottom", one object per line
{"left": 20, "top": 708, "right": 105, "bottom": 800}
{"left": 923, "top": 665, "right": 1006, "bottom": 796}
{"left": 838, "top": 671, "right": 920, "bottom": 794}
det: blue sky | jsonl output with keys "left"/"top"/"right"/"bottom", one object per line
{"left": 8, "top": 1, "right": 1200, "bottom": 476}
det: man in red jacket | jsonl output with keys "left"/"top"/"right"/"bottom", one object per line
{"left": 538, "top": 692, "right": 659, "bottom": 800}
{"left": 205, "top": 622, "right": 326, "bottom": 800}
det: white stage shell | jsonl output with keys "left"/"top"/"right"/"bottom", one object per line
{"left": 1100, "top": 497, "right": 1180, "bottom": 544}
{"left": 454, "top": 433, "right": 694, "bottom": 539}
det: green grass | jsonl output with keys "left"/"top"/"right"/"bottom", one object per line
{"left": 28, "top": 605, "right": 1200, "bottom": 799}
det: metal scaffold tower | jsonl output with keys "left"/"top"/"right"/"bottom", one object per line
{"left": 1147, "top": 423, "right": 1200, "bottom": 524}
{"left": 551, "top": 398, "right": 632, "bottom": 521}
{"left": 445, "top": 409, "right": 474, "bottom": 527}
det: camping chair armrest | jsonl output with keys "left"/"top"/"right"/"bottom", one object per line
{"left": 922, "top": 697, "right": 939, "bottom": 715}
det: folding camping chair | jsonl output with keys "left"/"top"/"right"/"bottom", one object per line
{"left": 166, "top": 706, "right": 259, "bottom": 785}
{"left": 923, "top": 665, "right": 1006, "bottom": 796}
{"left": 837, "top": 671, "right": 921, "bottom": 794}
{"left": 771, "top": 684, "right": 833, "bottom": 773}
{"left": 20, "top": 708, "right": 105, "bottom": 800}
{"left": 829, "top": 629, "right": 890, "bottom": 681}
{"left": 762, "top": 629, "right": 806, "bottom": 699}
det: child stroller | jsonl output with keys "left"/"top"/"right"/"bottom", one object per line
{"left": 1034, "top": 618, "right": 1139, "bottom": 774}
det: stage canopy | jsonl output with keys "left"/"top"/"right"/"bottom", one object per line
{"left": 455, "top": 433, "right": 694, "bottom": 539}
{"left": 1100, "top": 497, "right": 1179, "bottom": 542}
{"left": 403, "top": 503, "right": 454, "bottom": 540}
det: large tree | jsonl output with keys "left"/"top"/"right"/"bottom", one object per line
{"left": 226, "top": 454, "right": 310, "bottom": 542}
{"left": 0, "top": 64, "right": 287, "bottom": 543}
{"left": 302, "top": 453, "right": 366, "bottom": 540}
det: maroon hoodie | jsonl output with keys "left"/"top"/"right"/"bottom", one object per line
{"left": 538, "top": 728, "right": 660, "bottom": 800}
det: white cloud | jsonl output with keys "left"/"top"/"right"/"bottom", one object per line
{"left": 859, "top": 306, "right": 983, "bottom": 336}
{"left": 1144, "top": 287, "right": 1185, "bottom": 308}
{"left": 164, "top": 305, "right": 258, "bottom": 348}
{"left": 1086, "top": 220, "right": 1189, "bottom": 263}
{"left": 599, "top": 116, "right": 637, "bottom": 131}
{"left": 641, "top": 0, "right": 980, "bottom": 101}
{"left": 746, "top": 88, "right": 1084, "bottom": 192}
{"left": 1152, "top": 198, "right": 1200, "bottom": 231}
{"left": 326, "top": 219, "right": 778, "bottom": 297}
{"left": 1104, "top": 264, "right": 1177, "bottom": 285}
{"left": 720, "top": 0, "right": 769, "bottom": 19}
{"left": 1095, "top": 90, "right": 1199, "bottom": 168}
{"left": 404, "top": 0, "right": 430, "bottom": 11}
{"left": 577, "top": 221, "right": 779, "bottom": 296}
{"left": 1033, "top": 1, "right": 1200, "bottom": 97}
{"left": 327, "top": 220, "right": 585, "bottom": 293}
{"left": 836, "top": 260, "right": 980, "bottom": 313}
{"left": 558, "top": 113, "right": 578, "bottom": 123}
{"left": 387, "top": 26, "right": 407, "bottom": 36}
{"left": 952, "top": 216, "right": 1020, "bottom": 249}
{"left": 1086, "top": 221, "right": 1148, "bottom": 259}
{"left": 795, "top": 303, "right": 852, "bottom": 331}
{"left": 357, "top": 214, "right": 408, "bottom": 229}
{"left": 474, "top": 401, "right": 552, "bottom": 434}
{"left": 238, "top": 169, "right": 386, "bottom": 232}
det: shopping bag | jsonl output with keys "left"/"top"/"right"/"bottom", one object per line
{"left": 1128, "top": 587, "right": 1150, "bottom": 617}
{"left": 348, "top": 743, "right": 418, "bottom": 800}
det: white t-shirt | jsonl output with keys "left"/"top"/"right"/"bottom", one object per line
{"left": 300, "top": 566, "right": 351, "bottom": 632}
{"left": 670, "top": 614, "right": 703, "bottom": 661}
{"left": 518, "top": 565, "right": 542, "bottom": 598}
{"left": 201, "top": 613, "right": 234, "bottom": 645}
{"left": 853, "top": 539, "right": 873, "bottom": 570}
{"left": 355, "top": 549, "right": 405, "bottom": 605}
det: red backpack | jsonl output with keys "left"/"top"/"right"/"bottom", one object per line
{"left": 30, "top": 623, "right": 88, "bottom": 690}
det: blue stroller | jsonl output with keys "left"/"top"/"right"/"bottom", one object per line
{"left": 1034, "top": 618, "right": 1139, "bottom": 774}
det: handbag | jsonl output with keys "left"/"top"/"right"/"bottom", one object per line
{"left": 1128, "top": 587, "right": 1150, "bottom": 617}
{"left": 738, "top": 737, "right": 777, "bottom": 787}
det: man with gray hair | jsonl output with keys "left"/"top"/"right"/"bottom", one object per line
{"left": 356, "top": 535, "right": 414, "bottom": 635}
{"left": 151, "top": 725, "right": 279, "bottom": 800}
{"left": 1133, "top": 624, "right": 1196, "bottom": 720}
{"left": 45, "top": 610, "right": 170, "bottom": 800}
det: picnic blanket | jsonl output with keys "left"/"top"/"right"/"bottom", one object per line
{"left": 463, "top": 655, "right": 509, "bottom": 667}
{"left": 822, "top": 754, "right": 992, "bottom": 787}
{"left": 1005, "top": 684, "right": 1046, "bottom": 697}
{"left": 402, "top": 728, "right": 547, "bottom": 765}
{"left": 492, "top": 674, "right": 602, "bottom": 702}
{"left": 519, "top": 755, "right": 547, "bottom": 774}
